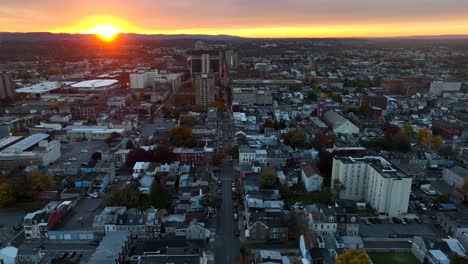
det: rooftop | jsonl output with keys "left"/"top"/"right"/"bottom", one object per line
{"left": 70, "top": 79, "right": 118, "bottom": 89}
{"left": 16, "top": 81, "right": 61, "bottom": 94}
{"left": 2, "top": 133, "right": 49, "bottom": 153}
{"left": 88, "top": 231, "right": 130, "bottom": 264}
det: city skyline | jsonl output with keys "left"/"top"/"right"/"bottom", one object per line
{"left": 1, "top": 0, "right": 468, "bottom": 38}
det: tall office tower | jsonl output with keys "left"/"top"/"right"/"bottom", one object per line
{"left": 194, "top": 74, "right": 216, "bottom": 107}
{"left": 225, "top": 50, "right": 238, "bottom": 71}
{"left": 190, "top": 48, "right": 221, "bottom": 109}
{"left": 0, "top": 73, "right": 16, "bottom": 99}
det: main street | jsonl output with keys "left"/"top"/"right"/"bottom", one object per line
{"left": 214, "top": 108, "right": 240, "bottom": 263}
{"left": 214, "top": 159, "right": 240, "bottom": 264}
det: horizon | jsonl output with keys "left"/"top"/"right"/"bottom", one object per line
{"left": 1, "top": 0, "right": 468, "bottom": 38}
{"left": 2, "top": 31, "right": 468, "bottom": 40}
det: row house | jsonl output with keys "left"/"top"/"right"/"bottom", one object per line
{"left": 302, "top": 204, "right": 360, "bottom": 236}
{"left": 24, "top": 201, "right": 72, "bottom": 240}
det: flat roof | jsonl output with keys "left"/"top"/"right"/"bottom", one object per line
{"left": 3, "top": 133, "right": 49, "bottom": 152}
{"left": 0, "top": 136, "right": 23, "bottom": 150}
{"left": 70, "top": 79, "right": 118, "bottom": 88}
{"left": 16, "top": 82, "right": 61, "bottom": 94}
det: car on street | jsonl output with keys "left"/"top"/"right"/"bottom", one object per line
{"left": 392, "top": 217, "right": 401, "bottom": 224}
{"left": 234, "top": 213, "right": 238, "bottom": 220}
{"left": 415, "top": 218, "right": 423, "bottom": 224}
{"left": 234, "top": 228, "right": 240, "bottom": 236}
{"left": 365, "top": 219, "right": 371, "bottom": 225}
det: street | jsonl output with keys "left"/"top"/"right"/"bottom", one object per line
{"left": 214, "top": 160, "right": 240, "bottom": 264}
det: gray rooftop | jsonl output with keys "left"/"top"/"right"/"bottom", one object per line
{"left": 88, "top": 231, "right": 130, "bottom": 264}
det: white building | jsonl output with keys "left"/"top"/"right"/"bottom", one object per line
{"left": 64, "top": 125, "right": 125, "bottom": 140}
{"left": 0, "top": 246, "right": 17, "bottom": 264}
{"left": 130, "top": 70, "right": 183, "bottom": 92}
{"left": 323, "top": 110, "right": 360, "bottom": 135}
{"left": 0, "top": 133, "right": 61, "bottom": 171}
{"left": 301, "top": 163, "right": 323, "bottom": 192}
{"left": 239, "top": 147, "right": 267, "bottom": 165}
{"left": 429, "top": 81, "right": 462, "bottom": 95}
{"left": 69, "top": 79, "right": 119, "bottom": 92}
{"left": 16, "top": 81, "right": 62, "bottom": 96}
{"left": 331, "top": 156, "right": 412, "bottom": 216}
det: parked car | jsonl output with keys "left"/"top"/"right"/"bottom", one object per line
{"left": 415, "top": 218, "right": 423, "bottom": 224}
{"left": 403, "top": 217, "right": 412, "bottom": 224}
{"left": 389, "top": 218, "right": 395, "bottom": 224}
{"left": 401, "top": 219, "right": 407, "bottom": 225}
{"left": 233, "top": 213, "right": 238, "bottom": 220}
{"left": 392, "top": 217, "right": 402, "bottom": 224}
{"left": 374, "top": 218, "right": 382, "bottom": 224}
{"left": 365, "top": 219, "right": 371, "bottom": 225}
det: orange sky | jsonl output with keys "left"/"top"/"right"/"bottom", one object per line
{"left": 1, "top": 0, "right": 468, "bottom": 37}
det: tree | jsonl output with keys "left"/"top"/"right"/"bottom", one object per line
{"left": 336, "top": 249, "right": 371, "bottom": 264}
{"left": 151, "top": 182, "right": 171, "bottom": 209}
{"left": 212, "top": 152, "right": 227, "bottom": 166}
{"left": 306, "top": 91, "right": 318, "bottom": 101}
{"left": 27, "top": 170, "right": 46, "bottom": 194}
{"left": 91, "top": 152, "right": 102, "bottom": 160}
{"left": 106, "top": 184, "right": 149, "bottom": 209}
{"left": 435, "top": 194, "right": 449, "bottom": 203}
{"left": 331, "top": 179, "right": 346, "bottom": 201}
{"left": 180, "top": 115, "right": 197, "bottom": 127}
{"left": 263, "top": 119, "right": 274, "bottom": 129}
{"left": 260, "top": 169, "right": 278, "bottom": 189}
{"left": 404, "top": 123, "right": 414, "bottom": 137}
{"left": 126, "top": 148, "right": 150, "bottom": 167}
{"left": 170, "top": 126, "right": 196, "bottom": 147}
{"left": 450, "top": 253, "right": 468, "bottom": 264}
{"left": 126, "top": 140, "right": 135, "bottom": 149}
{"left": 46, "top": 174, "right": 57, "bottom": 190}
{"left": 0, "top": 182, "right": 16, "bottom": 207}
{"left": 432, "top": 135, "right": 443, "bottom": 150}
{"left": 461, "top": 178, "right": 468, "bottom": 197}
{"left": 283, "top": 130, "right": 306, "bottom": 149}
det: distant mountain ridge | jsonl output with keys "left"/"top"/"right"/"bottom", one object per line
{"left": 0, "top": 32, "right": 467, "bottom": 42}
{"left": 0, "top": 32, "right": 245, "bottom": 42}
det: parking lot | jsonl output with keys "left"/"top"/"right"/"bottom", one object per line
{"left": 48, "top": 140, "right": 107, "bottom": 175}
{"left": 0, "top": 208, "right": 27, "bottom": 246}
{"left": 20, "top": 241, "right": 98, "bottom": 264}
{"left": 360, "top": 217, "right": 445, "bottom": 238}
{"left": 54, "top": 199, "right": 103, "bottom": 230}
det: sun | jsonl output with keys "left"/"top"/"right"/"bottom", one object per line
{"left": 92, "top": 24, "right": 121, "bottom": 41}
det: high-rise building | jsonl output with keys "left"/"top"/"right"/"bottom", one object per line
{"left": 225, "top": 50, "right": 238, "bottom": 71}
{"left": 331, "top": 155, "right": 412, "bottom": 217}
{"left": 0, "top": 73, "right": 16, "bottom": 99}
{"left": 190, "top": 48, "right": 221, "bottom": 109}
{"left": 190, "top": 49, "right": 222, "bottom": 78}
{"left": 194, "top": 74, "right": 216, "bottom": 107}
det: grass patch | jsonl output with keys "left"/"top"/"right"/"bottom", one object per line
{"left": 368, "top": 252, "right": 419, "bottom": 264}
{"left": 285, "top": 191, "right": 332, "bottom": 205}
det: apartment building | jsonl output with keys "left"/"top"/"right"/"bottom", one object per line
{"left": 331, "top": 156, "right": 412, "bottom": 216}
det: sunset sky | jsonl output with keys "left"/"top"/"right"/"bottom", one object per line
{"left": 1, "top": 0, "right": 468, "bottom": 38}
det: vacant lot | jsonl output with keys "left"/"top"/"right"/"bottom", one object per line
{"left": 369, "top": 252, "right": 419, "bottom": 264}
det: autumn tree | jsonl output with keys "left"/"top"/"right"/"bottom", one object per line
{"left": 432, "top": 135, "right": 443, "bottom": 150}
{"left": 263, "top": 119, "right": 274, "bottom": 129}
{"left": 180, "top": 115, "right": 197, "bottom": 127}
{"left": 0, "top": 182, "right": 16, "bottom": 207}
{"left": 27, "top": 170, "right": 47, "bottom": 194}
{"left": 212, "top": 152, "right": 227, "bottom": 166}
{"left": 260, "top": 169, "right": 278, "bottom": 189}
{"left": 283, "top": 130, "right": 306, "bottom": 149}
{"left": 404, "top": 123, "right": 414, "bottom": 136}
{"left": 336, "top": 249, "right": 371, "bottom": 264}
{"left": 170, "top": 126, "right": 196, "bottom": 147}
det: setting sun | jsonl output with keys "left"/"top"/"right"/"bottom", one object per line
{"left": 92, "top": 24, "right": 120, "bottom": 41}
